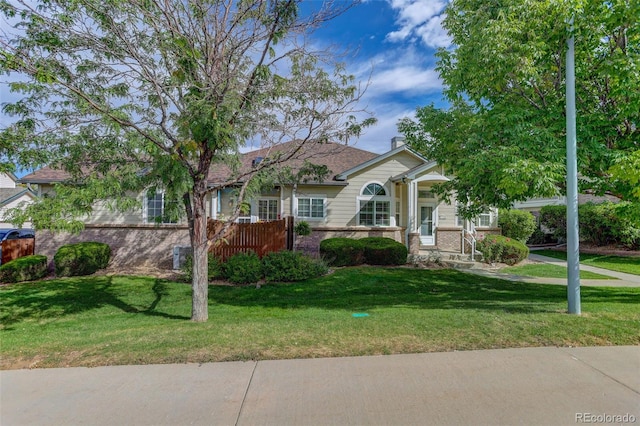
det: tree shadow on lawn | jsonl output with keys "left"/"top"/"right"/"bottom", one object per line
{"left": 0, "top": 276, "right": 189, "bottom": 329}
{"left": 208, "top": 268, "right": 640, "bottom": 314}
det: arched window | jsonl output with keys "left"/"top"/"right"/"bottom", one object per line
{"left": 362, "top": 183, "right": 386, "bottom": 196}
{"left": 358, "top": 182, "right": 390, "bottom": 226}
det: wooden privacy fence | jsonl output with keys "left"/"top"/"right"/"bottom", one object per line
{"left": 207, "top": 217, "right": 294, "bottom": 261}
{"left": 0, "top": 238, "right": 35, "bottom": 265}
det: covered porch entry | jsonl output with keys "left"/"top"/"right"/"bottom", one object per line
{"left": 392, "top": 166, "right": 464, "bottom": 255}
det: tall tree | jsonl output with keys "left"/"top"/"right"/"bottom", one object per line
{"left": 0, "top": 0, "right": 374, "bottom": 321}
{"left": 398, "top": 0, "right": 639, "bottom": 218}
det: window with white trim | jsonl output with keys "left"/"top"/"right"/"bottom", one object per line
{"left": 258, "top": 199, "right": 279, "bottom": 221}
{"left": 477, "top": 209, "right": 492, "bottom": 227}
{"left": 358, "top": 183, "right": 390, "bottom": 226}
{"left": 297, "top": 197, "right": 325, "bottom": 219}
{"left": 145, "top": 192, "right": 178, "bottom": 224}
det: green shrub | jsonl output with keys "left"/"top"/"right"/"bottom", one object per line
{"left": 0, "top": 255, "right": 48, "bottom": 283}
{"left": 580, "top": 202, "right": 640, "bottom": 249}
{"left": 181, "top": 253, "right": 222, "bottom": 282}
{"left": 539, "top": 202, "right": 640, "bottom": 249}
{"left": 222, "top": 251, "right": 263, "bottom": 284}
{"left": 293, "top": 221, "right": 312, "bottom": 236}
{"left": 262, "top": 250, "right": 328, "bottom": 283}
{"left": 526, "top": 227, "right": 548, "bottom": 245}
{"left": 498, "top": 209, "right": 536, "bottom": 243}
{"left": 539, "top": 205, "right": 567, "bottom": 242}
{"left": 54, "top": 242, "right": 111, "bottom": 277}
{"left": 319, "top": 238, "right": 365, "bottom": 267}
{"left": 477, "top": 235, "right": 529, "bottom": 265}
{"left": 360, "top": 237, "right": 408, "bottom": 265}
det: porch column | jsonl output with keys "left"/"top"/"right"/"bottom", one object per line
{"left": 407, "top": 180, "right": 420, "bottom": 254}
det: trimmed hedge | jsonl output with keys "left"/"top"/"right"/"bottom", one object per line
{"left": 477, "top": 234, "right": 529, "bottom": 265}
{"left": 221, "top": 251, "right": 263, "bottom": 284}
{"left": 360, "top": 237, "right": 408, "bottom": 266}
{"left": 181, "top": 253, "right": 222, "bottom": 282}
{"left": 319, "top": 237, "right": 365, "bottom": 267}
{"left": 539, "top": 202, "right": 640, "bottom": 249}
{"left": 262, "top": 250, "right": 328, "bottom": 283}
{"left": 54, "top": 242, "right": 111, "bottom": 277}
{"left": 320, "top": 237, "right": 407, "bottom": 267}
{"left": 0, "top": 255, "right": 48, "bottom": 283}
{"left": 498, "top": 209, "right": 536, "bottom": 243}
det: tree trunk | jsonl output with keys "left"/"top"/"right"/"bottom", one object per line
{"left": 191, "top": 181, "right": 209, "bottom": 322}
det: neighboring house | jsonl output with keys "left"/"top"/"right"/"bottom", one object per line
{"left": 513, "top": 194, "right": 620, "bottom": 217}
{"left": 20, "top": 138, "right": 500, "bottom": 266}
{"left": 0, "top": 172, "right": 36, "bottom": 228}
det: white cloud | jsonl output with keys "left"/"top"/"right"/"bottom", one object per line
{"left": 370, "top": 66, "right": 441, "bottom": 96}
{"left": 386, "top": 0, "right": 451, "bottom": 49}
{"left": 352, "top": 104, "right": 416, "bottom": 154}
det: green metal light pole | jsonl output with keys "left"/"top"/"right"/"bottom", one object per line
{"left": 566, "top": 17, "right": 581, "bottom": 315}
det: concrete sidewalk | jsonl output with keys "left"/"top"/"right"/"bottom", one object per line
{"left": 2, "top": 346, "right": 639, "bottom": 425}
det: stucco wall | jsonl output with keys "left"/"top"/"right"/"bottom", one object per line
{"left": 36, "top": 225, "right": 190, "bottom": 271}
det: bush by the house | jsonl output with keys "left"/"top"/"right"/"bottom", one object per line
{"left": 293, "top": 221, "right": 312, "bottom": 236}
{"left": 580, "top": 202, "right": 639, "bottom": 249}
{"left": 0, "top": 255, "right": 48, "bottom": 283}
{"left": 54, "top": 242, "right": 111, "bottom": 277}
{"left": 477, "top": 235, "right": 529, "bottom": 265}
{"left": 181, "top": 253, "right": 222, "bottom": 282}
{"left": 360, "top": 237, "right": 408, "bottom": 265}
{"left": 498, "top": 209, "right": 536, "bottom": 243}
{"left": 539, "top": 202, "right": 639, "bottom": 249}
{"left": 319, "top": 238, "right": 365, "bottom": 267}
{"left": 262, "top": 250, "right": 328, "bottom": 283}
{"left": 539, "top": 205, "right": 567, "bottom": 242}
{"left": 221, "top": 251, "right": 263, "bottom": 284}
{"left": 320, "top": 237, "right": 407, "bottom": 266}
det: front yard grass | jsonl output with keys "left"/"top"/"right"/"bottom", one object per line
{"left": 2, "top": 267, "right": 639, "bottom": 369}
{"left": 500, "top": 263, "right": 616, "bottom": 279}
{"left": 534, "top": 249, "right": 640, "bottom": 275}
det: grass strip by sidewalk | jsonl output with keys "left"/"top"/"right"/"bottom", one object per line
{"left": 534, "top": 250, "right": 640, "bottom": 275}
{"left": 1, "top": 267, "right": 639, "bottom": 369}
{"left": 500, "top": 264, "right": 616, "bottom": 279}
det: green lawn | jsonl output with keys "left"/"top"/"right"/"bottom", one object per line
{"left": 534, "top": 250, "right": 640, "bottom": 275}
{"left": 500, "top": 264, "right": 616, "bottom": 279}
{"left": 2, "top": 268, "right": 639, "bottom": 369}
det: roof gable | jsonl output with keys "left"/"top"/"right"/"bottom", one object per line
{"left": 0, "top": 188, "right": 37, "bottom": 207}
{"left": 335, "top": 145, "right": 430, "bottom": 181}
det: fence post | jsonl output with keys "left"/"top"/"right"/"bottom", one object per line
{"left": 286, "top": 216, "right": 294, "bottom": 250}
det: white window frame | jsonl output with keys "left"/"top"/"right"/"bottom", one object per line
{"left": 357, "top": 181, "right": 391, "bottom": 227}
{"left": 256, "top": 197, "right": 279, "bottom": 222}
{"left": 143, "top": 191, "right": 178, "bottom": 224}
{"left": 294, "top": 194, "right": 326, "bottom": 220}
{"left": 475, "top": 209, "right": 494, "bottom": 228}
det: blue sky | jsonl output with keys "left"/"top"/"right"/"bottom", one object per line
{"left": 310, "top": 0, "right": 451, "bottom": 154}
{"left": 2, "top": 0, "right": 451, "bottom": 177}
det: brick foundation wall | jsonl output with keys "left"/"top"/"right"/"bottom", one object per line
{"left": 436, "top": 228, "right": 462, "bottom": 252}
{"left": 36, "top": 225, "right": 190, "bottom": 271}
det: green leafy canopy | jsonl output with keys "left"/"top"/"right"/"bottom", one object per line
{"left": 399, "top": 0, "right": 639, "bottom": 217}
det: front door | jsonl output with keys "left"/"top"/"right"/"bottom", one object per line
{"left": 419, "top": 205, "right": 436, "bottom": 245}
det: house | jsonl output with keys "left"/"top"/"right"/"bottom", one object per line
{"left": 0, "top": 172, "right": 36, "bottom": 228}
{"left": 20, "top": 138, "right": 500, "bottom": 267}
